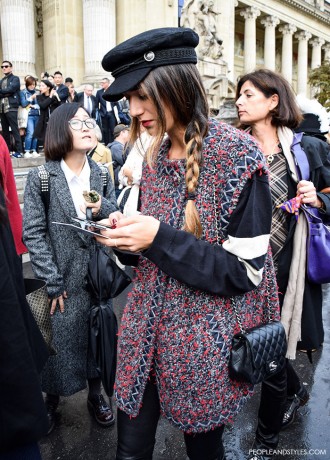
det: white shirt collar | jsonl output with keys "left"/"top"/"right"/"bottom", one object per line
{"left": 60, "top": 157, "right": 90, "bottom": 183}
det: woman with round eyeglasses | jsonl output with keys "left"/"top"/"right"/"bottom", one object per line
{"left": 23, "top": 103, "right": 118, "bottom": 434}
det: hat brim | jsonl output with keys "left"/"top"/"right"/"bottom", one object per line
{"left": 102, "top": 68, "right": 152, "bottom": 102}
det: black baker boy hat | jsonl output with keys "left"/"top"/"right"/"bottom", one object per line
{"left": 101, "top": 27, "right": 199, "bottom": 102}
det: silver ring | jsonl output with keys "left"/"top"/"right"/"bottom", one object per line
{"left": 114, "top": 239, "right": 118, "bottom": 248}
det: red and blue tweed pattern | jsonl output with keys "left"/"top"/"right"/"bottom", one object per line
{"left": 115, "top": 119, "right": 279, "bottom": 433}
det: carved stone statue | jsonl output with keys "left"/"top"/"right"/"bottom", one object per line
{"left": 181, "top": 0, "right": 223, "bottom": 59}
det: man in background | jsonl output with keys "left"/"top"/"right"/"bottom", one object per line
{"left": 96, "top": 77, "right": 120, "bottom": 144}
{"left": 0, "top": 61, "right": 23, "bottom": 158}
{"left": 108, "top": 124, "right": 130, "bottom": 198}
{"left": 53, "top": 71, "right": 69, "bottom": 104}
{"left": 75, "top": 84, "right": 97, "bottom": 118}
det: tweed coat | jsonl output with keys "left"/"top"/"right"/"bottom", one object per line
{"left": 23, "top": 157, "right": 117, "bottom": 395}
{"left": 115, "top": 120, "right": 279, "bottom": 433}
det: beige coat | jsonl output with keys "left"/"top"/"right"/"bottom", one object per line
{"left": 91, "top": 142, "right": 114, "bottom": 182}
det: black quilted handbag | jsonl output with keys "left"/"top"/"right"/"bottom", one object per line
{"left": 229, "top": 321, "right": 287, "bottom": 385}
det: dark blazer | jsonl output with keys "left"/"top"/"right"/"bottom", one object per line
{"left": 74, "top": 92, "right": 97, "bottom": 118}
{"left": 54, "top": 83, "right": 69, "bottom": 104}
{"left": 0, "top": 186, "right": 48, "bottom": 452}
{"left": 0, "top": 73, "right": 21, "bottom": 109}
{"left": 95, "top": 88, "right": 119, "bottom": 117}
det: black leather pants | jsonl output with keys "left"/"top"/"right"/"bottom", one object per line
{"left": 255, "top": 364, "right": 287, "bottom": 451}
{"left": 116, "top": 376, "right": 225, "bottom": 460}
{"left": 286, "top": 360, "right": 303, "bottom": 397}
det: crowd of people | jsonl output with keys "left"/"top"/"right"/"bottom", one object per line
{"left": 1, "top": 25, "right": 330, "bottom": 460}
{"left": 0, "top": 65, "right": 130, "bottom": 159}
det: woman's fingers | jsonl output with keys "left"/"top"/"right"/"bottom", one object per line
{"left": 297, "top": 180, "right": 318, "bottom": 207}
{"left": 49, "top": 294, "right": 66, "bottom": 315}
{"left": 95, "top": 215, "right": 160, "bottom": 252}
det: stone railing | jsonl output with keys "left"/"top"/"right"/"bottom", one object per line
{"left": 12, "top": 156, "right": 45, "bottom": 204}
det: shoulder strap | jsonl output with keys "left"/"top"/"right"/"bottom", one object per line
{"left": 98, "top": 164, "right": 108, "bottom": 196}
{"left": 37, "top": 165, "right": 50, "bottom": 213}
{"left": 291, "top": 132, "right": 310, "bottom": 181}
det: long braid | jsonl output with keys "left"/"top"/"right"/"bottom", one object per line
{"left": 136, "top": 65, "right": 209, "bottom": 238}
{"left": 184, "top": 121, "right": 204, "bottom": 238}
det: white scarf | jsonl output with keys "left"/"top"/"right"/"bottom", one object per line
{"left": 277, "top": 126, "right": 307, "bottom": 359}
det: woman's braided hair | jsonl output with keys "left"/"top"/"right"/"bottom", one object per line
{"left": 129, "top": 64, "right": 209, "bottom": 237}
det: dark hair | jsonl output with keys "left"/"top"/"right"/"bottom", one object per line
{"left": 44, "top": 103, "right": 87, "bottom": 161}
{"left": 65, "top": 77, "right": 73, "bottom": 83}
{"left": 25, "top": 75, "right": 37, "bottom": 88}
{"left": 131, "top": 63, "right": 209, "bottom": 237}
{"left": 54, "top": 70, "right": 63, "bottom": 77}
{"left": 235, "top": 69, "right": 303, "bottom": 129}
{"left": 2, "top": 60, "right": 12, "bottom": 67}
{"left": 40, "top": 79, "right": 54, "bottom": 93}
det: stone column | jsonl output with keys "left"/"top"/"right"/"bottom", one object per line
{"left": 218, "top": 0, "right": 238, "bottom": 79}
{"left": 279, "top": 24, "right": 297, "bottom": 83}
{"left": 261, "top": 15, "right": 280, "bottom": 70}
{"left": 310, "top": 37, "right": 325, "bottom": 69}
{"left": 82, "top": 0, "right": 116, "bottom": 83}
{"left": 323, "top": 43, "right": 330, "bottom": 62}
{"left": 295, "top": 30, "right": 312, "bottom": 95}
{"left": 116, "top": 0, "right": 177, "bottom": 44}
{"left": 0, "top": 0, "right": 36, "bottom": 78}
{"left": 42, "top": 0, "right": 85, "bottom": 86}
{"left": 240, "top": 7, "right": 261, "bottom": 73}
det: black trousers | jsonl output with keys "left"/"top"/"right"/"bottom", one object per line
{"left": 116, "top": 376, "right": 225, "bottom": 460}
{"left": 0, "top": 110, "right": 23, "bottom": 153}
{"left": 101, "top": 112, "right": 117, "bottom": 145}
{"left": 256, "top": 359, "right": 300, "bottom": 450}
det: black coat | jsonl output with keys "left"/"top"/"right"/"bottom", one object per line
{"left": 0, "top": 187, "right": 48, "bottom": 453}
{"left": 95, "top": 88, "right": 119, "bottom": 117}
{"left": 33, "top": 93, "right": 61, "bottom": 141}
{"left": 0, "top": 73, "right": 20, "bottom": 109}
{"left": 277, "top": 134, "right": 330, "bottom": 350}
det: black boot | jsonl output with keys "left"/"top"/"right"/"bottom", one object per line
{"left": 87, "top": 393, "right": 115, "bottom": 427}
{"left": 45, "top": 394, "right": 59, "bottom": 435}
{"left": 281, "top": 385, "right": 309, "bottom": 429}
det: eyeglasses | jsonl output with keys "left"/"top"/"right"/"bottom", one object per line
{"left": 68, "top": 118, "right": 97, "bottom": 130}
{"left": 1, "top": 65, "right": 10, "bottom": 69}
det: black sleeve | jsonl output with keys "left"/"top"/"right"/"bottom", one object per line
{"left": 303, "top": 136, "right": 330, "bottom": 216}
{"left": 57, "top": 85, "right": 69, "bottom": 102}
{"left": 143, "top": 171, "right": 272, "bottom": 296}
{"left": 37, "top": 95, "right": 57, "bottom": 110}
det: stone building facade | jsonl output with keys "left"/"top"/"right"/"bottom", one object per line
{"left": 0, "top": 0, "right": 329, "bottom": 109}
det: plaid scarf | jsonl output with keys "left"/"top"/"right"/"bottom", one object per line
{"left": 269, "top": 150, "right": 288, "bottom": 267}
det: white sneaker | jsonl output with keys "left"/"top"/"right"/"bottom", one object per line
{"left": 24, "top": 151, "right": 32, "bottom": 158}
{"left": 31, "top": 151, "right": 41, "bottom": 158}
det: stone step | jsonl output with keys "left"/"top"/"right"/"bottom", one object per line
{"left": 11, "top": 155, "right": 45, "bottom": 169}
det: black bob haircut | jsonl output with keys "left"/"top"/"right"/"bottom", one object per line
{"left": 44, "top": 102, "right": 88, "bottom": 161}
